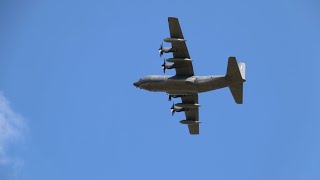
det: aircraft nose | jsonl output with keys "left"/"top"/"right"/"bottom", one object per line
{"left": 133, "top": 82, "right": 140, "bottom": 87}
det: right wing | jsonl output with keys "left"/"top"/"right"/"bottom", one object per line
{"left": 181, "top": 94, "right": 200, "bottom": 135}
{"left": 167, "top": 17, "right": 194, "bottom": 77}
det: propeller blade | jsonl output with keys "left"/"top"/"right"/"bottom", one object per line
{"left": 162, "top": 66, "right": 166, "bottom": 73}
{"left": 159, "top": 43, "right": 163, "bottom": 56}
{"left": 168, "top": 95, "right": 172, "bottom": 101}
{"left": 159, "top": 43, "right": 163, "bottom": 50}
{"left": 171, "top": 102, "right": 175, "bottom": 115}
{"left": 161, "top": 59, "right": 166, "bottom": 73}
{"left": 159, "top": 43, "right": 164, "bottom": 57}
{"left": 171, "top": 109, "right": 175, "bottom": 116}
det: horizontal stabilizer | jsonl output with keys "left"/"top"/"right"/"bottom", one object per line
{"left": 227, "top": 57, "right": 243, "bottom": 81}
{"left": 226, "top": 57, "right": 245, "bottom": 104}
{"left": 229, "top": 83, "right": 243, "bottom": 104}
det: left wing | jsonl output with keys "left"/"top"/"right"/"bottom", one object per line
{"left": 181, "top": 94, "right": 200, "bottom": 135}
{"left": 166, "top": 17, "right": 194, "bottom": 77}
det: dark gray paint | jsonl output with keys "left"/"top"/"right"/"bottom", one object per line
{"left": 134, "top": 17, "right": 246, "bottom": 135}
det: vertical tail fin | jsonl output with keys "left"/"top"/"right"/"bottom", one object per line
{"left": 238, "top": 62, "right": 246, "bottom": 80}
{"left": 226, "top": 57, "right": 246, "bottom": 104}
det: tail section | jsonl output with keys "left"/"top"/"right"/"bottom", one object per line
{"left": 226, "top": 57, "right": 246, "bottom": 104}
{"left": 229, "top": 83, "right": 243, "bottom": 104}
{"left": 238, "top": 62, "right": 246, "bottom": 80}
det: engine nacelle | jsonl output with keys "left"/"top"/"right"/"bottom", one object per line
{"left": 169, "top": 94, "right": 185, "bottom": 99}
{"left": 166, "top": 58, "right": 192, "bottom": 63}
{"left": 180, "top": 120, "right": 201, "bottom": 125}
{"left": 164, "top": 38, "right": 186, "bottom": 43}
{"left": 175, "top": 103, "right": 201, "bottom": 109}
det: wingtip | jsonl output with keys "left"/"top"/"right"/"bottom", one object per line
{"left": 190, "top": 132, "right": 200, "bottom": 135}
{"left": 168, "top": 16, "right": 178, "bottom": 20}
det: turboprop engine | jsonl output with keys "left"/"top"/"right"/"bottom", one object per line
{"left": 168, "top": 94, "right": 187, "bottom": 101}
{"left": 161, "top": 59, "right": 175, "bottom": 73}
{"left": 158, "top": 43, "right": 176, "bottom": 57}
{"left": 170, "top": 102, "right": 185, "bottom": 116}
{"left": 170, "top": 102, "right": 201, "bottom": 116}
{"left": 161, "top": 58, "right": 192, "bottom": 74}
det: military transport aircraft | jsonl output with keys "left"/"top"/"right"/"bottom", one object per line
{"left": 133, "top": 17, "right": 246, "bottom": 135}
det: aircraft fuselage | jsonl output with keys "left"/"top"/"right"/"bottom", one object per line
{"left": 134, "top": 75, "right": 237, "bottom": 94}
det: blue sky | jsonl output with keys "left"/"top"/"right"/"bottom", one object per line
{"left": 1, "top": 0, "right": 320, "bottom": 179}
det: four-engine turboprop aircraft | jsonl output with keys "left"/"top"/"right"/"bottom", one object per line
{"left": 133, "top": 17, "right": 246, "bottom": 135}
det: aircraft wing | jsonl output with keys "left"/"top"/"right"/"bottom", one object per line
{"left": 181, "top": 94, "right": 199, "bottom": 134}
{"left": 168, "top": 17, "right": 194, "bottom": 77}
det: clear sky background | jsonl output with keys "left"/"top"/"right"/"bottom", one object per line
{"left": 1, "top": 0, "right": 320, "bottom": 179}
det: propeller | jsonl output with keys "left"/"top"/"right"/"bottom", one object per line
{"left": 170, "top": 102, "right": 175, "bottom": 116}
{"left": 158, "top": 43, "right": 164, "bottom": 57}
{"left": 168, "top": 94, "right": 172, "bottom": 101}
{"left": 161, "top": 59, "right": 166, "bottom": 73}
